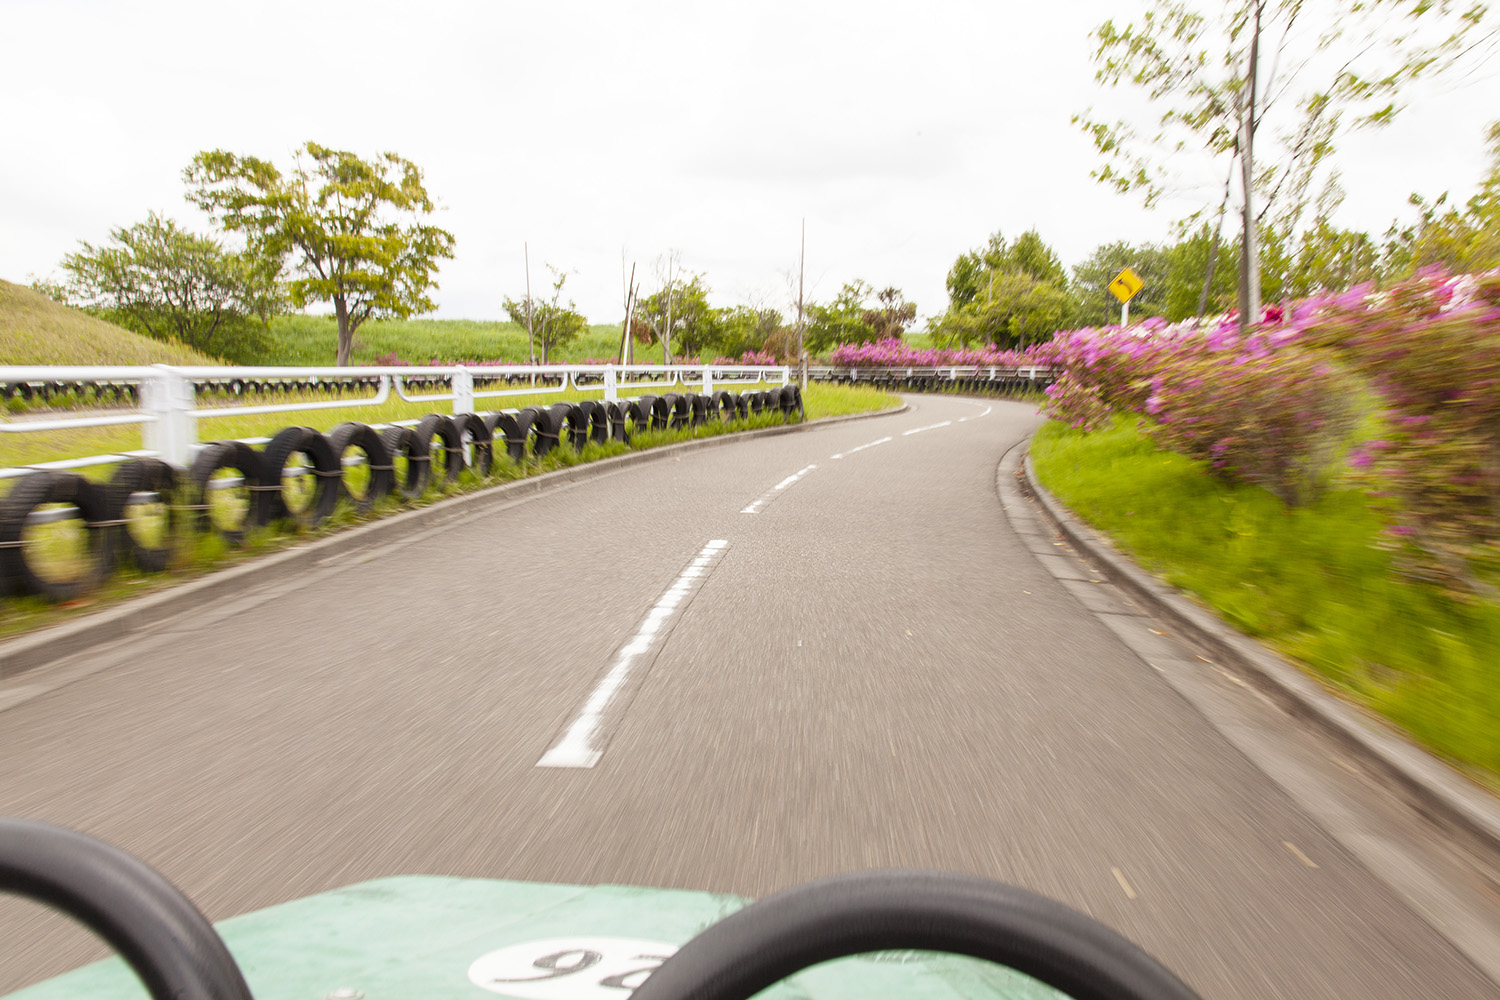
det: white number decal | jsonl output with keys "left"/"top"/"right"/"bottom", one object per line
{"left": 469, "top": 938, "right": 678, "bottom": 999}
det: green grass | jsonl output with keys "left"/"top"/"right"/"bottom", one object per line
{"left": 1030, "top": 416, "right": 1500, "bottom": 785}
{"left": 0, "top": 280, "right": 219, "bottom": 366}
{"left": 264, "top": 315, "right": 665, "bottom": 366}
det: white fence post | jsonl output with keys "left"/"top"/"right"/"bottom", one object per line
{"left": 140, "top": 365, "right": 195, "bottom": 468}
{"left": 604, "top": 366, "right": 618, "bottom": 403}
{"left": 703, "top": 365, "right": 713, "bottom": 396}
{"left": 451, "top": 366, "right": 474, "bottom": 415}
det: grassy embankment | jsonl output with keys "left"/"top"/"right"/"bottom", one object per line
{"left": 266, "top": 315, "right": 670, "bottom": 366}
{"left": 0, "top": 280, "right": 218, "bottom": 365}
{"left": 1030, "top": 416, "right": 1500, "bottom": 786}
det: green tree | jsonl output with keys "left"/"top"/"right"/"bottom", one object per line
{"left": 1071, "top": 241, "right": 1170, "bottom": 327}
{"left": 717, "top": 305, "right": 784, "bottom": 358}
{"left": 1161, "top": 224, "right": 1240, "bottom": 321}
{"left": 931, "top": 230, "right": 1078, "bottom": 347}
{"left": 863, "top": 287, "right": 917, "bottom": 339}
{"left": 1078, "top": 0, "right": 1489, "bottom": 330}
{"left": 805, "top": 280, "right": 877, "bottom": 354}
{"left": 59, "top": 213, "right": 279, "bottom": 362}
{"left": 503, "top": 267, "right": 586, "bottom": 364}
{"left": 933, "top": 273, "right": 1077, "bottom": 349}
{"left": 636, "top": 271, "right": 721, "bottom": 362}
{"left": 185, "top": 142, "right": 456, "bottom": 366}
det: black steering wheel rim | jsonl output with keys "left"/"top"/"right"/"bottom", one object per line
{"left": 630, "top": 869, "right": 1201, "bottom": 1000}
{"left": 0, "top": 818, "right": 253, "bottom": 1000}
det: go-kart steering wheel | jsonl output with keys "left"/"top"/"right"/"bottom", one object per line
{"left": 2, "top": 820, "right": 1200, "bottom": 1000}
{"left": 633, "top": 869, "right": 1201, "bottom": 1000}
{"left": 0, "top": 818, "right": 253, "bottom": 1000}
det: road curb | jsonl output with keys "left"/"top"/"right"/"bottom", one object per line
{"left": 1008, "top": 438, "right": 1500, "bottom": 861}
{"left": 0, "top": 404, "right": 907, "bottom": 681}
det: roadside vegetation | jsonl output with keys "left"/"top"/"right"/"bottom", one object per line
{"left": 0, "top": 280, "right": 217, "bottom": 366}
{"left": 1029, "top": 269, "right": 1500, "bottom": 786}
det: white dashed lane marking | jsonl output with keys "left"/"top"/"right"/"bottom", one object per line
{"left": 831, "top": 437, "right": 892, "bottom": 460}
{"left": 741, "top": 464, "right": 817, "bottom": 514}
{"left": 537, "top": 540, "right": 731, "bottom": 769}
{"left": 902, "top": 421, "right": 952, "bottom": 436}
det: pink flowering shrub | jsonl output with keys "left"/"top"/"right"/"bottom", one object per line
{"left": 1038, "top": 313, "right": 1357, "bottom": 505}
{"left": 1142, "top": 346, "right": 1356, "bottom": 507}
{"left": 1301, "top": 270, "right": 1500, "bottom": 587}
{"left": 827, "top": 338, "right": 1035, "bottom": 368}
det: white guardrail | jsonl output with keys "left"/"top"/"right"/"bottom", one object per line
{"left": 0, "top": 363, "right": 790, "bottom": 479}
{"left": 806, "top": 365, "right": 1052, "bottom": 383}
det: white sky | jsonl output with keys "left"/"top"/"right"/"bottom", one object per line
{"left": 4, "top": 0, "right": 1498, "bottom": 326}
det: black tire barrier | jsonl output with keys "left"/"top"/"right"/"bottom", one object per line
{"left": 551, "top": 402, "right": 590, "bottom": 451}
{"left": 633, "top": 395, "right": 661, "bottom": 433}
{"left": 0, "top": 818, "right": 255, "bottom": 1000}
{"left": 414, "top": 413, "right": 465, "bottom": 486}
{"left": 491, "top": 409, "right": 539, "bottom": 464}
{"left": 576, "top": 400, "right": 612, "bottom": 446}
{"left": 666, "top": 393, "right": 691, "bottom": 430}
{"left": 647, "top": 395, "right": 672, "bottom": 431}
{"left": 258, "top": 427, "right": 341, "bottom": 529}
{"left": 0, "top": 472, "right": 114, "bottom": 600}
{"left": 632, "top": 869, "right": 1201, "bottom": 1000}
{"left": 605, "top": 401, "right": 631, "bottom": 442}
{"left": 529, "top": 405, "right": 565, "bottom": 458}
{"left": 379, "top": 426, "right": 431, "bottom": 500}
{"left": 777, "top": 385, "right": 802, "bottom": 419}
{"left": 107, "top": 459, "right": 182, "bottom": 574}
{"left": 187, "top": 441, "right": 267, "bottom": 548}
{"left": 450, "top": 412, "right": 495, "bottom": 478}
{"left": 326, "top": 422, "right": 395, "bottom": 514}
{"left": 5, "top": 384, "right": 808, "bottom": 603}
{"left": 710, "top": 390, "right": 735, "bottom": 422}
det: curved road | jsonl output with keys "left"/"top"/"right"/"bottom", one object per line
{"left": 0, "top": 395, "right": 1495, "bottom": 998}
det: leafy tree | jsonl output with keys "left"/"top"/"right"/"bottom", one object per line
{"left": 1071, "top": 241, "right": 1170, "bottom": 327}
{"left": 1160, "top": 224, "right": 1240, "bottom": 321}
{"left": 805, "top": 280, "right": 877, "bottom": 354}
{"left": 636, "top": 271, "right": 721, "bottom": 361}
{"left": 933, "top": 273, "right": 1077, "bottom": 349}
{"left": 932, "top": 230, "right": 1078, "bottom": 346}
{"left": 185, "top": 142, "right": 456, "bottom": 366}
{"left": 717, "top": 305, "right": 784, "bottom": 358}
{"left": 59, "top": 213, "right": 279, "bottom": 362}
{"left": 863, "top": 287, "right": 917, "bottom": 339}
{"left": 502, "top": 267, "right": 586, "bottom": 364}
{"left": 1077, "top": 0, "right": 1490, "bottom": 330}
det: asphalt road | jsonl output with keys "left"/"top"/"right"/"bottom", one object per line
{"left": 1, "top": 395, "right": 1496, "bottom": 998}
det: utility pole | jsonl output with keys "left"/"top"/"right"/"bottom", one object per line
{"left": 1237, "top": 0, "right": 1263, "bottom": 334}
{"left": 524, "top": 242, "right": 536, "bottom": 367}
{"left": 617, "top": 262, "right": 637, "bottom": 365}
{"left": 797, "top": 219, "right": 807, "bottom": 389}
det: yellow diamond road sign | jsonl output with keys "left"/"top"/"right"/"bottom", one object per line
{"left": 1108, "top": 267, "right": 1144, "bottom": 304}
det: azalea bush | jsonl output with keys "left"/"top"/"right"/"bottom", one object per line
{"left": 827, "top": 337, "right": 1035, "bottom": 368}
{"left": 1143, "top": 346, "right": 1356, "bottom": 507}
{"left": 1303, "top": 270, "right": 1500, "bottom": 589}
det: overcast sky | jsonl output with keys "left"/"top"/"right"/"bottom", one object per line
{"left": 4, "top": 0, "right": 1498, "bottom": 326}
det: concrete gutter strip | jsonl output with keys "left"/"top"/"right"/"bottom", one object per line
{"left": 1020, "top": 446, "right": 1500, "bottom": 861}
{"left": 0, "top": 404, "right": 906, "bottom": 680}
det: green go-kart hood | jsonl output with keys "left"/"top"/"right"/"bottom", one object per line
{"left": 9, "top": 875, "right": 1065, "bottom": 1000}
